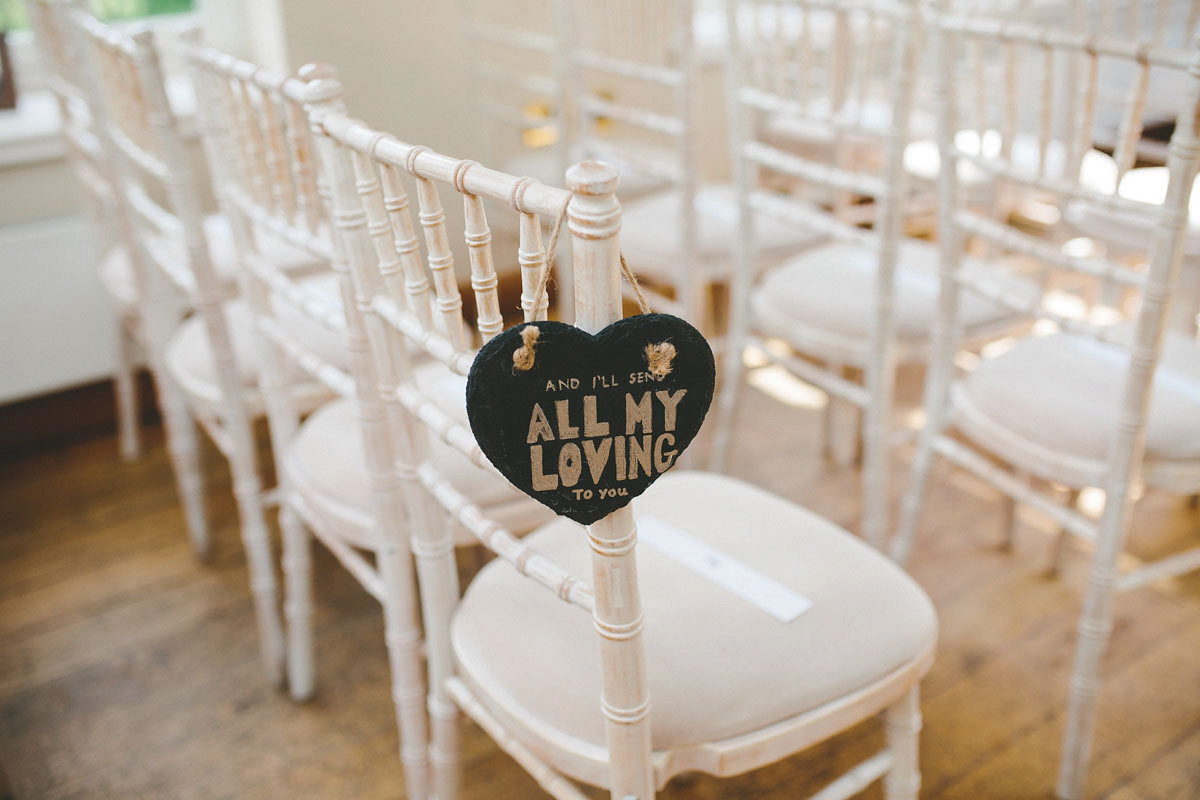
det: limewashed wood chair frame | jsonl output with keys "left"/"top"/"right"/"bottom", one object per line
{"left": 77, "top": 14, "right": 289, "bottom": 683}
{"left": 308, "top": 92, "right": 593, "bottom": 800}
{"left": 183, "top": 46, "right": 440, "bottom": 799}
{"left": 888, "top": 4, "right": 1200, "bottom": 797}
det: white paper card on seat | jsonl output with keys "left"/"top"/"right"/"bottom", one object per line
{"left": 638, "top": 516, "right": 813, "bottom": 623}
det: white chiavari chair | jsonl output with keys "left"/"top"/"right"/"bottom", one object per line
{"left": 31, "top": 0, "right": 328, "bottom": 561}
{"left": 182, "top": 47, "right": 425, "bottom": 796}
{"left": 75, "top": 14, "right": 339, "bottom": 685}
{"left": 185, "top": 45, "right": 560, "bottom": 797}
{"left": 709, "top": 0, "right": 1039, "bottom": 548}
{"left": 310, "top": 81, "right": 936, "bottom": 797}
{"left": 904, "top": 1, "right": 1200, "bottom": 251}
{"left": 26, "top": 0, "right": 148, "bottom": 461}
{"left": 888, "top": 5, "right": 1200, "bottom": 797}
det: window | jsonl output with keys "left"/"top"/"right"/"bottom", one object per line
{"left": 0, "top": 0, "right": 194, "bottom": 32}
{"left": 0, "top": 0, "right": 199, "bottom": 166}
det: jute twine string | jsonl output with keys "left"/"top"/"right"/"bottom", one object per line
{"left": 512, "top": 326, "right": 540, "bottom": 371}
{"left": 513, "top": 204, "right": 673, "bottom": 375}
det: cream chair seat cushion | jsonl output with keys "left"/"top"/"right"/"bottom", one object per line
{"left": 98, "top": 214, "right": 324, "bottom": 309}
{"left": 452, "top": 471, "right": 937, "bottom": 763}
{"left": 163, "top": 272, "right": 346, "bottom": 409}
{"left": 955, "top": 331, "right": 1200, "bottom": 473}
{"left": 286, "top": 369, "right": 554, "bottom": 550}
{"left": 751, "top": 239, "right": 1037, "bottom": 363}
{"left": 618, "top": 184, "right": 825, "bottom": 285}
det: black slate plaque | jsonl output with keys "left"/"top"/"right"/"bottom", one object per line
{"left": 466, "top": 314, "right": 715, "bottom": 525}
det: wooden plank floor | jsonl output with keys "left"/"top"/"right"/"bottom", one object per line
{"left": 2, "top": 370, "right": 1199, "bottom": 799}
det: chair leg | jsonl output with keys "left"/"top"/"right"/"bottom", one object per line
{"left": 377, "top": 537, "right": 431, "bottom": 800}
{"left": 430, "top": 691, "right": 461, "bottom": 800}
{"left": 821, "top": 392, "right": 837, "bottom": 463}
{"left": 281, "top": 504, "right": 314, "bottom": 702}
{"left": 413, "top": 513, "right": 464, "bottom": 800}
{"left": 851, "top": 404, "right": 865, "bottom": 469}
{"left": 1047, "top": 488, "right": 1082, "bottom": 576}
{"left": 861, "top": 399, "right": 890, "bottom": 550}
{"left": 999, "top": 494, "right": 1018, "bottom": 552}
{"left": 819, "top": 363, "right": 847, "bottom": 465}
{"left": 884, "top": 687, "right": 922, "bottom": 800}
{"left": 113, "top": 321, "right": 141, "bottom": 463}
{"left": 1056, "top": 522, "right": 1132, "bottom": 800}
{"left": 709, "top": 349, "right": 746, "bottom": 473}
{"left": 156, "top": 376, "right": 210, "bottom": 559}
{"left": 890, "top": 428, "right": 938, "bottom": 567}
{"left": 230, "top": 467, "right": 286, "bottom": 687}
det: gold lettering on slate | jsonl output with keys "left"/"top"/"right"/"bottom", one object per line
{"left": 527, "top": 404, "right": 554, "bottom": 444}
{"left": 625, "top": 391, "right": 653, "bottom": 435}
{"left": 526, "top": 386, "right": 690, "bottom": 491}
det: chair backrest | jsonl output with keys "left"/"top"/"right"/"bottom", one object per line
{"left": 948, "top": 0, "right": 1197, "bottom": 46}
{"left": 27, "top": 0, "right": 120, "bottom": 251}
{"left": 78, "top": 15, "right": 223, "bottom": 308}
{"left": 924, "top": 0, "right": 1200, "bottom": 528}
{"left": 305, "top": 80, "right": 654, "bottom": 796}
{"left": 461, "top": 0, "right": 571, "bottom": 178}
{"left": 723, "top": 0, "right": 921, "bottom": 547}
{"left": 928, "top": 5, "right": 1199, "bottom": 329}
{"left": 184, "top": 43, "right": 447, "bottom": 797}
{"left": 726, "top": 0, "right": 920, "bottom": 221}
{"left": 79, "top": 13, "right": 268, "bottom": 478}
{"left": 186, "top": 45, "right": 331, "bottom": 255}
{"left": 943, "top": 0, "right": 1199, "bottom": 168}
{"left": 183, "top": 42, "right": 344, "bottom": 437}
{"left": 566, "top": 0, "right": 701, "bottom": 318}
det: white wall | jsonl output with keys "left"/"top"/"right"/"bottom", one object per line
{"left": 0, "top": 0, "right": 594, "bottom": 401}
{"left": 285, "top": 0, "right": 477, "bottom": 161}
{"left": 283, "top": 0, "right": 497, "bottom": 277}
{"left": 0, "top": 215, "right": 116, "bottom": 404}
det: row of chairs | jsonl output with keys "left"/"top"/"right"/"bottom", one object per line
{"left": 714, "top": 5, "right": 1200, "bottom": 798}
{"left": 474, "top": 11, "right": 1200, "bottom": 799}
{"left": 28, "top": 0, "right": 1200, "bottom": 799}
{"left": 30, "top": 1, "right": 934, "bottom": 798}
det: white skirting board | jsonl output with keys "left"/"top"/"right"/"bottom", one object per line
{"left": 0, "top": 214, "right": 123, "bottom": 404}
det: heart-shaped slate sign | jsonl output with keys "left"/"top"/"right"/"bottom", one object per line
{"left": 466, "top": 314, "right": 715, "bottom": 525}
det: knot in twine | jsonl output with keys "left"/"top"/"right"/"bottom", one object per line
{"left": 513, "top": 326, "right": 676, "bottom": 376}
{"left": 512, "top": 325, "right": 540, "bottom": 371}
{"left": 513, "top": 196, "right": 661, "bottom": 372}
{"left": 644, "top": 341, "right": 676, "bottom": 378}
